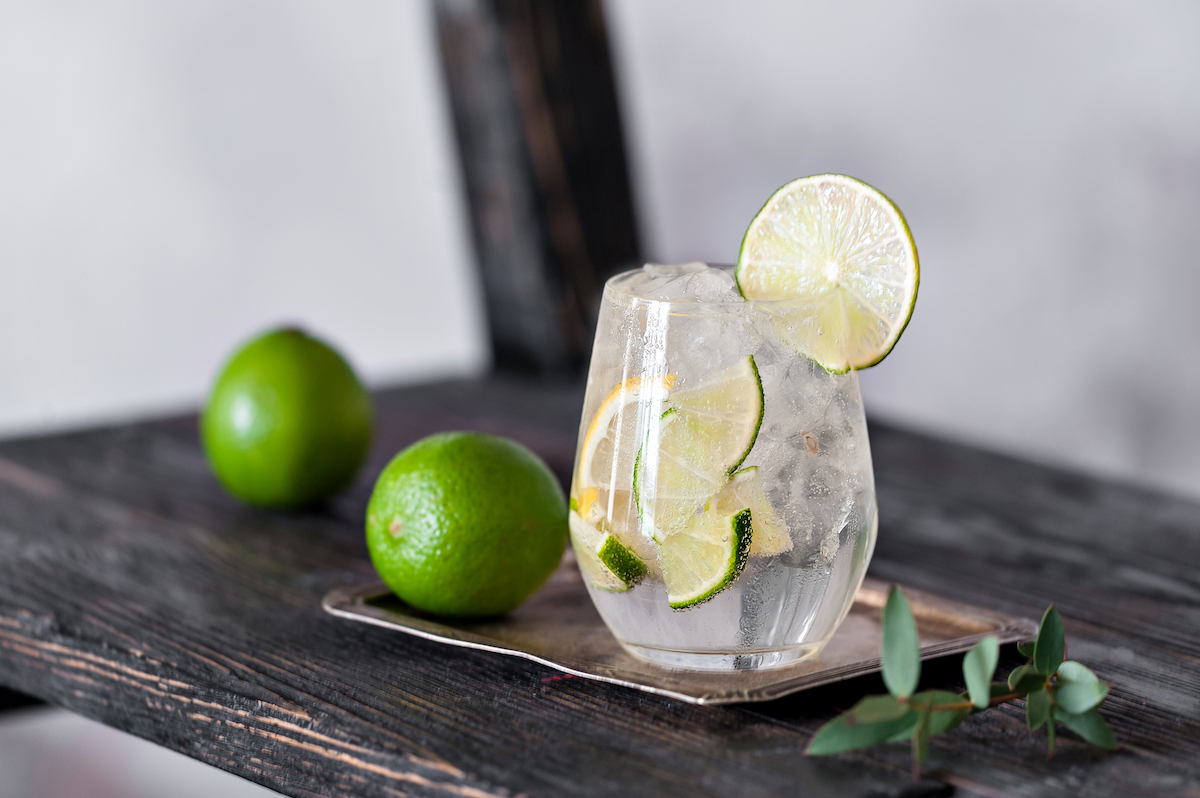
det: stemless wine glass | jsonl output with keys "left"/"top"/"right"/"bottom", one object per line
{"left": 567, "top": 265, "right": 877, "bottom": 671}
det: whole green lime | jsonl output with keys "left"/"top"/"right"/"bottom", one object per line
{"left": 201, "top": 327, "right": 373, "bottom": 508}
{"left": 366, "top": 432, "right": 567, "bottom": 617}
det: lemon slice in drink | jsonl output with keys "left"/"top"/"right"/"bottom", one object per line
{"left": 711, "top": 466, "right": 792, "bottom": 557}
{"left": 569, "top": 510, "right": 649, "bottom": 592}
{"left": 635, "top": 355, "right": 764, "bottom": 538}
{"left": 736, "top": 174, "right": 919, "bottom": 373}
{"left": 576, "top": 375, "right": 674, "bottom": 492}
{"left": 659, "top": 507, "right": 752, "bottom": 609}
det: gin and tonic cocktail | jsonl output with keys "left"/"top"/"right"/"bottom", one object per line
{"left": 567, "top": 175, "right": 919, "bottom": 671}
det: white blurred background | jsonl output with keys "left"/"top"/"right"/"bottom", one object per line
{"left": 1, "top": 1, "right": 1197, "bottom": 792}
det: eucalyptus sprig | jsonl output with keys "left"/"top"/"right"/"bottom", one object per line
{"left": 807, "top": 587, "right": 1117, "bottom": 780}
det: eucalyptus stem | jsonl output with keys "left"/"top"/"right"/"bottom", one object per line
{"left": 806, "top": 590, "right": 1117, "bottom": 781}
{"left": 904, "top": 692, "right": 1023, "bottom": 714}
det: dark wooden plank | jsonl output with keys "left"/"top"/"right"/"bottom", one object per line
{"left": 434, "top": 0, "right": 641, "bottom": 375}
{"left": 0, "top": 378, "right": 1197, "bottom": 797}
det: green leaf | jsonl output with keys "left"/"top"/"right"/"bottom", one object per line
{"left": 1054, "top": 661, "right": 1107, "bottom": 716}
{"left": 882, "top": 586, "right": 920, "bottom": 698}
{"left": 1056, "top": 660, "right": 1098, "bottom": 684}
{"left": 847, "top": 695, "right": 910, "bottom": 725}
{"left": 1055, "top": 680, "right": 1109, "bottom": 714}
{"left": 990, "top": 682, "right": 1014, "bottom": 699}
{"left": 1008, "top": 663, "right": 1047, "bottom": 694}
{"left": 1026, "top": 688, "right": 1050, "bottom": 730}
{"left": 1057, "top": 708, "right": 1118, "bottom": 750}
{"left": 1017, "top": 640, "right": 1036, "bottom": 658}
{"left": 806, "top": 709, "right": 921, "bottom": 755}
{"left": 963, "top": 636, "right": 999, "bottom": 709}
{"left": 1034, "top": 606, "right": 1065, "bottom": 675}
{"left": 912, "top": 698, "right": 934, "bottom": 776}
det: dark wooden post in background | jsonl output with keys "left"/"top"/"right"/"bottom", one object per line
{"left": 434, "top": 0, "right": 641, "bottom": 376}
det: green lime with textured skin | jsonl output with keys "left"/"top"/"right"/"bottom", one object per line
{"left": 201, "top": 327, "right": 372, "bottom": 508}
{"left": 366, "top": 432, "right": 567, "bottom": 617}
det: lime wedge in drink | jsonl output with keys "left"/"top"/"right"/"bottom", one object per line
{"left": 658, "top": 507, "right": 752, "bottom": 609}
{"left": 569, "top": 510, "right": 649, "bottom": 592}
{"left": 635, "top": 355, "right": 764, "bottom": 538}
{"left": 710, "top": 466, "right": 792, "bottom": 557}
{"left": 736, "top": 174, "right": 919, "bottom": 373}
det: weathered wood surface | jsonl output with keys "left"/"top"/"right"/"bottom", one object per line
{"left": 0, "top": 377, "right": 1197, "bottom": 797}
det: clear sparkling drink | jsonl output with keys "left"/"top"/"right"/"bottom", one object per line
{"left": 568, "top": 264, "right": 877, "bottom": 671}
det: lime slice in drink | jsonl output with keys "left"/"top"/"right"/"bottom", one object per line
{"left": 635, "top": 355, "right": 764, "bottom": 538}
{"left": 710, "top": 466, "right": 792, "bottom": 557}
{"left": 576, "top": 375, "right": 675, "bottom": 492}
{"left": 569, "top": 510, "right": 649, "bottom": 592}
{"left": 736, "top": 174, "right": 919, "bottom": 373}
{"left": 658, "top": 507, "right": 752, "bottom": 609}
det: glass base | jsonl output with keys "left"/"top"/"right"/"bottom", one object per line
{"left": 619, "top": 641, "right": 823, "bottom": 672}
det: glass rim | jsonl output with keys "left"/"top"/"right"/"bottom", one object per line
{"left": 603, "top": 266, "right": 800, "bottom": 310}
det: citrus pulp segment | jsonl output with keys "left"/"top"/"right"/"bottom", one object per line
{"left": 736, "top": 174, "right": 919, "bottom": 373}
{"left": 712, "top": 466, "right": 792, "bottom": 557}
{"left": 569, "top": 510, "right": 647, "bottom": 592}
{"left": 659, "top": 507, "right": 753, "bottom": 609}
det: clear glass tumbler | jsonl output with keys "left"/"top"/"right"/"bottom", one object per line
{"left": 568, "top": 265, "right": 877, "bottom": 671}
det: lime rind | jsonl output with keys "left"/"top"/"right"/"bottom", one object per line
{"left": 597, "top": 534, "right": 649, "bottom": 587}
{"left": 735, "top": 174, "right": 919, "bottom": 373}
{"left": 569, "top": 510, "right": 647, "bottom": 593}
{"left": 662, "top": 507, "right": 753, "bottom": 610}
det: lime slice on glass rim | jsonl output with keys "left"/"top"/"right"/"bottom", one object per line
{"left": 736, "top": 174, "right": 919, "bottom": 373}
{"left": 569, "top": 510, "right": 648, "bottom": 592}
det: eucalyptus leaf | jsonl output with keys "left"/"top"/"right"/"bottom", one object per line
{"left": 988, "top": 682, "right": 1013, "bottom": 700}
{"left": 1008, "top": 663, "right": 1047, "bottom": 694}
{"left": 847, "top": 695, "right": 910, "bottom": 725}
{"left": 882, "top": 586, "right": 920, "bottom": 698}
{"left": 1017, "top": 641, "right": 1036, "bottom": 658}
{"left": 1056, "top": 660, "right": 1098, "bottom": 685}
{"left": 963, "top": 636, "right": 1000, "bottom": 708}
{"left": 1055, "top": 680, "right": 1109, "bottom": 714}
{"left": 807, "top": 710, "right": 921, "bottom": 755}
{"left": 912, "top": 698, "right": 934, "bottom": 772}
{"left": 1026, "top": 688, "right": 1050, "bottom": 730}
{"left": 1034, "top": 606, "right": 1065, "bottom": 675}
{"left": 1046, "top": 708, "right": 1057, "bottom": 755}
{"left": 1058, "top": 708, "right": 1118, "bottom": 750}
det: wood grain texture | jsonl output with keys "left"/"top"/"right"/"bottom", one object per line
{"left": 0, "top": 376, "right": 1198, "bottom": 797}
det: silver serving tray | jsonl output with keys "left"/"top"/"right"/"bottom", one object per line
{"left": 323, "top": 553, "right": 1036, "bottom": 705}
